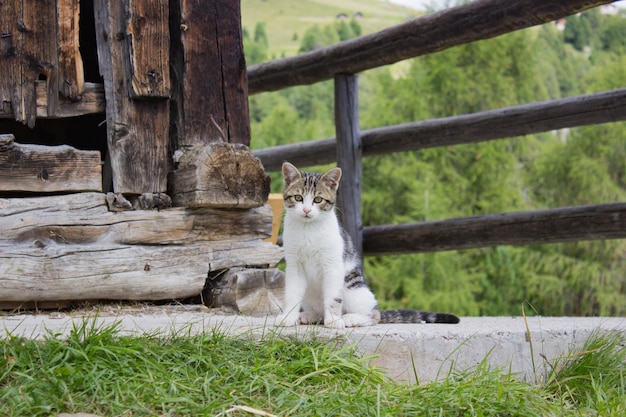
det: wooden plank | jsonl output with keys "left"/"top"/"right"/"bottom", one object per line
{"left": 0, "top": 192, "right": 274, "bottom": 244}
{"left": 247, "top": 0, "right": 613, "bottom": 94}
{"left": 205, "top": 268, "right": 284, "bottom": 316}
{"left": 170, "top": 0, "right": 250, "bottom": 147}
{"left": 22, "top": 0, "right": 59, "bottom": 124}
{"left": 0, "top": 240, "right": 284, "bottom": 302}
{"left": 0, "top": 134, "right": 102, "bottom": 193}
{"left": 127, "top": 0, "right": 170, "bottom": 98}
{"left": 252, "top": 88, "right": 626, "bottom": 171}
{"left": 57, "top": 0, "right": 84, "bottom": 100}
{"left": 362, "top": 203, "right": 626, "bottom": 255}
{"left": 168, "top": 142, "right": 271, "bottom": 208}
{"left": 334, "top": 74, "right": 363, "bottom": 258}
{"left": 94, "top": 0, "right": 169, "bottom": 194}
{"left": 0, "top": 0, "right": 21, "bottom": 119}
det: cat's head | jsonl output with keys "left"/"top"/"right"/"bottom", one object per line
{"left": 282, "top": 162, "right": 342, "bottom": 222}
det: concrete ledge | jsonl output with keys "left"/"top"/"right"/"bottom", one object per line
{"left": 2, "top": 311, "right": 624, "bottom": 384}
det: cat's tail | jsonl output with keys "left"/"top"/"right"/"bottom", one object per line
{"left": 379, "top": 309, "right": 460, "bottom": 324}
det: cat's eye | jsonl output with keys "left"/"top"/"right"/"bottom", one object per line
{"left": 313, "top": 196, "right": 323, "bottom": 204}
{"left": 294, "top": 195, "right": 303, "bottom": 202}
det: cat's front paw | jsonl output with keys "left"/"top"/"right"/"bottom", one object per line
{"left": 275, "top": 313, "right": 299, "bottom": 327}
{"left": 324, "top": 318, "right": 346, "bottom": 330}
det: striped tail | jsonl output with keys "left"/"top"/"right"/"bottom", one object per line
{"left": 379, "top": 309, "right": 460, "bottom": 324}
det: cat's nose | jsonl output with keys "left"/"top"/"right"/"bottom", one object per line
{"left": 303, "top": 208, "right": 311, "bottom": 215}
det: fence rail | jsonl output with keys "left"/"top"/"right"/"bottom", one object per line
{"left": 363, "top": 203, "right": 626, "bottom": 255}
{"left": 253, "top": 88, "right": 626, "bottom": 171}
{"left": 250, "top": 0, "right": 626, "bottom": 257}
{"left": 247, "top": 0, "right": 614, "bottom": 94}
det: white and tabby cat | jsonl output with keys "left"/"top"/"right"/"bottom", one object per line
{"left": 276, "top": 162, "right": 460, "bottom": 329}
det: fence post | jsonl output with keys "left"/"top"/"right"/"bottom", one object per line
{"left": 334, "top": 74, "right": 363, "bottom": 259}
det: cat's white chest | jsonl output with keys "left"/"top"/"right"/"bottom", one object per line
{"left": 283, "top": 214, "right": 344, "bottom": 278}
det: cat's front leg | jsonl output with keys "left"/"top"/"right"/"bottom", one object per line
{"left": 276, "top": 265, "right": 305, "bottom": 327}
{"left": 323, "top": 270, "right": 345, "bottom": 329}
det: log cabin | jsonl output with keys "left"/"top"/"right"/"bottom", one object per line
{"left": 0, "top": 0, "right": 283, "bottom": 313}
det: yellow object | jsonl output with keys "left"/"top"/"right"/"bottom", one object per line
{"left": 265, "top": 193, "right": 284, "bottom": 244}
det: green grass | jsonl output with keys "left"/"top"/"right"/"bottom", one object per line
{"left": 241, "top": 0, "right": 419, "bottom": 57}
{"left": 1, "top": 319, "right": 625, "bottom": 416}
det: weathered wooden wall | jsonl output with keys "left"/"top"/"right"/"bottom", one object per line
{"left": 0, "top": 0, "right": 277, "bottom": 311}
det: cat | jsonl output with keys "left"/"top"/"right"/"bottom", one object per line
{"left": 276, "top": 162, "right": 460, "bottom": 329}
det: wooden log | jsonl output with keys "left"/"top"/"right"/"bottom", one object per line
{"left": 168, "top": 142, "right": 271, "bottom": 208}
{"left": 169, "top": 0, "right": 250, "bottom": 147}
{"left": 127, "top": 0, "right": 170, "bottom": 98}
{"left": 0, "top": 191, "right": 283, "bottom": 303}
{"left": 247, "top": 0, "right": 612, "bottom": 94}
{"left": 362, "top": 203, "right": 626, "bottom": 255}
{"left": 205, "top": 268, "right": 284, "bottom": 316}
{"left": 0, "top": 192, "right": 273, "bottom": 245}
{"left": 0, "top": 134, "right": 102, "bottom": 193}
{"left": 252, "top": 88, "right": 626, "bottom": 171}
{"left": 94, "top": 0, "right": 169, "bottom": 194}
{"left": 334, "top": 74, "right": 363, "bottom": 259}
{"left": 0, "top": 240, "right": 284, "bottom": 302}
{"left": 57, "top": 0, "right": 84, "bottom": 100}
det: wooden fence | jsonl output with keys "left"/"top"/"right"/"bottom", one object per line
{"left": 249, "top": 0, "right": 626, "bottom": 257}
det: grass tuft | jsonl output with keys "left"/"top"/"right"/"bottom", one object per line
{"left": 545, "top": 329, "right": 626, "bottom": 415}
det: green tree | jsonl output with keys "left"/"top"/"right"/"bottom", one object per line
{"left": 242, "top": 23, "right": 269, "bottom": 64}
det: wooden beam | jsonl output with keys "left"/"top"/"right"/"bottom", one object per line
{"left": 170, "top": 0, "right": 250, "bottom": 147}
{"left": 252, "top": 88, "right": 626, "bottom": 171}
{"left": 334, "top": 74, "right": 363, "bottom": 258}
{"left": 94, "top": 0, "right": 169, "bottom": 194}
{"left": 0, "top": 134, "right": 102, "bottom": 193}
{"left": 247, "top": 0, "right": 613, "bottom": 94}
{"left": 57, "top": 0, "right": 84, "bottom": 100}
{"left": 362, "top": 203, "right": 626, "bottom": 255}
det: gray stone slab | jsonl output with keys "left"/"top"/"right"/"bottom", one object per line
{"left": 2, "top": 311, "right": 624, "bottom": 384}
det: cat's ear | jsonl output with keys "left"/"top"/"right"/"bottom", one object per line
{"left": 282, "top": 162, "right": 302, "bottom": 187}
{"left": 321, "top": 167, "right": 342, "bottom": 192}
